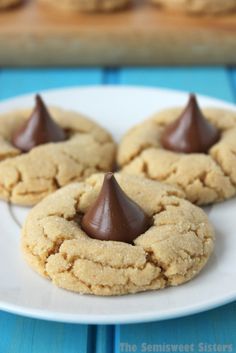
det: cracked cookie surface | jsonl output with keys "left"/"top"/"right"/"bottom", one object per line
{"left": 118, "top": 108, "right": 236, "bottom": 205}
{"left": 151, "top": 0, "right": 236, "bottom": 14}
{"left": 21, "top": 173, "right": 214, "bottom": 296}
{"left": 0, "top": 107, "right": 115, "bottom": 206}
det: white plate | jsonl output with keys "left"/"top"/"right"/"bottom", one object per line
{"left": 0, "top": 86, "right": 236, "bottom": 325}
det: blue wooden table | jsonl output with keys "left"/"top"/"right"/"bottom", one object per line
{"left": 0, "top": 67, "right": 236, "bottom": 353}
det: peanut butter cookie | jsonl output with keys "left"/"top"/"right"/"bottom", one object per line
{"left": 151, "top": 0, "right": 236, "bottom": 14}
{"left": 118, "top": 99, "right": 236, "bottom": 205}
{"left": 0, "top": 103, "right": 115, "bottom": 206}
{"left": 22, "top": 173, "right": 214, "bottom": 296}
{"left": 39, "top": 0, "right": 130, "bottom": 12}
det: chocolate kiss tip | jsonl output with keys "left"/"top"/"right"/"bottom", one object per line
{"left": 105, "top": 171, "right": 114, "bottom": 179}
{"left": 35, "top": 94, "right": 47, "bottom": 109}
{"left": 11, "top": 94, "right": 66, "bottom": 153}
{"left": 189, "top": 93, "right": 196, "bottom": 100}
{"left": 188, "top": 93, "right": 200, "bottom": 110}
{"left": 81, "top": 173, "right": 151, "bottom": 243}
{"left": 35, "top": 94, "right": 43, "bottom": 106}
{"left": 161, "top": 94, "right": 220, "bottom": 154}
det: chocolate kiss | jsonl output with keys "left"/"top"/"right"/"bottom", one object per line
{"left": 81, "top": 173, "right": 151, "bottom": 243}
{"left": 161, "top": 94, "right": 220, "bottom": 154}
{"left": 12, "top": 94, "right": 66, "bottom": 152}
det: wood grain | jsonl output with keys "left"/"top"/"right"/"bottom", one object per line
{"left": 0, "top": 0, "right": 236, "bottom": 66}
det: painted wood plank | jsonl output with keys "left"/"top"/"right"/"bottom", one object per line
{"left": 96, "top": 326, "right": 115, "bottom": 353}
{"left": 0, "top": 311, "right": 90, "bottom": 353}
{"left": 117, "top": 302, "right": 236, "bottom": 353}
{"left": 230, "top": 68, "right": 236, "bottom": 102}
{"left": 119, "top": 67, "right": 234, "bottom": 102}
{"left": 103, "top": 69, "right": 120, "bottom": 85}
{"left": 0, "top": 68, "right": 103, "bottom": 99}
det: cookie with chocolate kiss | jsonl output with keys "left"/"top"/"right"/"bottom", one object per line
{"left": 161, "top": 94, "right": 220, "bottom": 154}
{"left": 81, "top": 172, "right": 151, "bottom": 243}
{"left": 0, "top": 96, "right": 116, "bottom": 206}
{"left": 21, "top": 172, "right": 215, "bottom": 296}
{"left": 12, "top": 95, "right": 66, "bottom": 153}
{"left": 117, "top": 94, "right": 236, "bottom": 206}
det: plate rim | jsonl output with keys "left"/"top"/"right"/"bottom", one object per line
{"left": 0, "top": 85, "right": 235, "bottom": 109}
{"left": 0, "top": 292, "right": 236, "bottom": 324}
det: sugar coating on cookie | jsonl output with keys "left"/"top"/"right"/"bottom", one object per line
{"left": 0, "top": 107, "right": 116, "bottom": 205}
{"left": 39, "top": 0, "right": 130, "bottom": 11}
{"left": 118, "top": 108, "right": 236, "bottom": 205}
{"left": 21, "top": 173, "right": 214, "bottom": 296}
{"left": 151, "top": 0, "right": 236, "bottom": 14}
